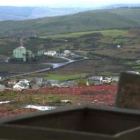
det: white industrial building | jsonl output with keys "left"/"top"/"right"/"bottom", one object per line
{"left": 44, "top": 51, "right": 57, "bottom": 56}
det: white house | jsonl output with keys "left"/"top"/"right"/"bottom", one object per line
{"left": 117, "top": 45, "right": 122, "bottom": 48}
{"left": 13, "top": 80, "right": 30, "bottom": 90}
{"left": 44, "top": 51, "right": 57, "bottom": 56}
{"left": 64, "top": 50, "right": 71, "bottom": 54}
{"left": 13, "top": 83, "right": 28, "bottom": 90}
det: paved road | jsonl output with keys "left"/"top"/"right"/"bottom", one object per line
{"left": 8, "top": 57, "right": 88, "bottom": 78}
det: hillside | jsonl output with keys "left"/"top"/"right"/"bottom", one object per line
{"left": 0, "top": 7, "right": 140, "bottom": 37}
{"left": 1, "top": 29, "right": 140, "bottom": 76}
{"left": 0, "top": 6, "right": 91, "bottom": 21}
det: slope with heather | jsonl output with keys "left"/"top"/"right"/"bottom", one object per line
{"left": 0, "top": 85, "right": 117, "bottom": 118}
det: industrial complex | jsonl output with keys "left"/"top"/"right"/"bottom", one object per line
{"left": 7, "top": 38, "right": 44, "bottom": 63}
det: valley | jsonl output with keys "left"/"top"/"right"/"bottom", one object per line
{"left": 0, "top": 7, "right": 140, "bottom": 119}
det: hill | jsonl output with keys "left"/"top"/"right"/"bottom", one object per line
{"left": 0, "top": 6, "right": 91, "bottom": 21}
{"left": 105, "top": 4, "right": 140, "bottom": 9}
{"left": 1, "top": 7, "right": 140, "bottom": 37}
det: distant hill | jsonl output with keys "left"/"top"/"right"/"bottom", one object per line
{"left": 0, "top": 6, "right": 92, "bottom": 21}
{"left": 1, "top": 8, "right": 140, "bottom": 37}
{"left": 105, "top": 4, "right": 140, "bottom": 9}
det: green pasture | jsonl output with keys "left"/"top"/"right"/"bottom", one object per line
{"left": 39, "top": 29, "right": 128, "bottom": 39}
{"left": 45, "top": 73, "right": 88, "bottom": 82}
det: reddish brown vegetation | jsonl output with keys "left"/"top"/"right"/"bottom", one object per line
{"left": 0, "top": 85, "right": 117, "bottom": 119}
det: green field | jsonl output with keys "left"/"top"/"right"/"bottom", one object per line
{"left": 45, "top": 73, "right": 88, "bottom": 82}
{"left": 40, "top": 29, "right": 129, "bottom": 39}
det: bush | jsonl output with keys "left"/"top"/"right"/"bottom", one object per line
{"left": 77, "top": 79, "right": 87, "bottom": 86}
{"left": 90, "top": 82, "right": 95, "bottom": 86}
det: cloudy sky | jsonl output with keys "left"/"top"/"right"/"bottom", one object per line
{"left": 0, "top": 0, "right": 140, "bottom": 7}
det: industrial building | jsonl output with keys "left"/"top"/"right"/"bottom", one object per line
{"left": 9, "top": 39, "right": 44, "bottom": 62}
{"left": 13, "top": 45, "right": 27, "bottom": 62}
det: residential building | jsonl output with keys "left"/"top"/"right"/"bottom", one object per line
{"left": 44, "top": 51, "right": 57, "bottom": 56}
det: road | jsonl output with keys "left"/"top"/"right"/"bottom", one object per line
{"left": 8, "top": 56, "right": 88, "bottom": 78}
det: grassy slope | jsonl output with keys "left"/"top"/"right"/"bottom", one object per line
{"left": 1, "top": 8, "right": 140, "bottom": 37}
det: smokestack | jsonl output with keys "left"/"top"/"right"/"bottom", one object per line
{"left": 20, "top": 38, "right": 23, "bottom": 47}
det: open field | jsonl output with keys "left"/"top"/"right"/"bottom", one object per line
{"left": 0, "top": 63, "right": 50, "bottom": 77}
{"left": 40, "top": 29, "right": 129, "bottom": 39}
{"left": 49, "top": 60, "right": 124, "bottom": 75}
{"left": 0, "top": 57, "right": 67, "bottom": 77}
{"left": 93, "top": 46, "right": 140, "bottom": 59}
{"left": 27, "top": 59, "right": 128, "bottom": 78}
{"left": 45, "top": 73, "right": 88, "bottom": 82}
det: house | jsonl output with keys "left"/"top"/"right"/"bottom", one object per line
{"left": 13, "top": 79, "right": 30, "bottom": 90}
{"left": 88, "top": 76, "right": 103, "bottom": 82}
{"left": 59, "top": 81, "right": 77, "bottom": 87}
{"left": 112, "top": 76, "right": 119, "bottom": 82}
{"left": 8, "top": 80, "right": 17, "bottom": 85}
{"left": 30, "top": 78, "right": 44, "bottom": 89}
{"left": 7, "top": 80, "right": 17, "bottom": 88}
{"left": 0, "top": 84, "right": 6, "bottom": 91}
{"left": 63, "top": 50, "right": 71, "bottom": 57}
{"left": 87, "top": 76, "right": 103, "bottom": 85}
{"left": 19, "top": 79, "right": 30, "bottom": 83}
{"left": 51, "top": 83, "right": 61, "bottom": 87}
{"left": 64, "top": 50, "right": 71, "bottom": 54}
{"left": 13, "top": 82, "right": 29, "bottom": 90}
{"left": 47, "top": 80, "right": 59, "bottom": 87}
{"left": 44, "top": 51, "right": 57, "bottom": 56}
{"left": 102, "top": 77, "right": 112, "bottom": 83}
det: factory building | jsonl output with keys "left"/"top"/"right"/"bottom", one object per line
{"left": 13, "top": 46, "right": 27, "bottom": 62}
{"left": 9, "top": 38, "right": 44, "bottom": 63}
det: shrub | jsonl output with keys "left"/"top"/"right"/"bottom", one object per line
{"left": 77, "top": 79, "right": 87, "bottom": 86}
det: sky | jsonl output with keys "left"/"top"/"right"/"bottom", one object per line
{"left": 0, "top": 0, "right": 140, "bottom": 7}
